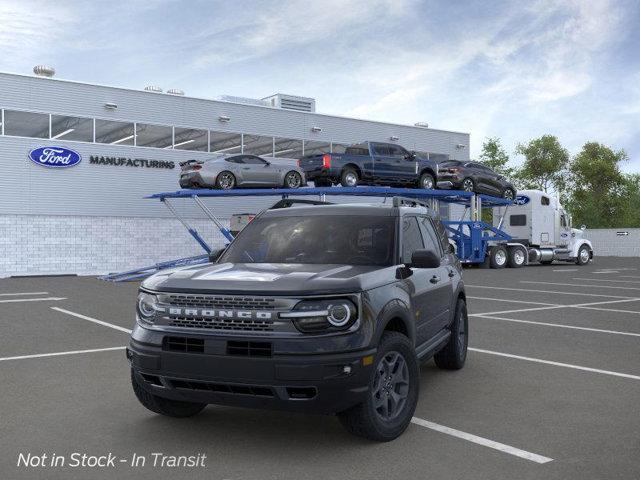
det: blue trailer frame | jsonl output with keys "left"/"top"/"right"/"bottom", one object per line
{"left": 101, "top": 186, "right": 512, "bottom": 281}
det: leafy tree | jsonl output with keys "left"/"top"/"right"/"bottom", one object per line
{"left": 566, "top": 142, "right": 628, "bottom": 228}
{"left": 478, "top": 137, "right": 515, "bottom": 178}
{"left": 515, "top": 135, "right": 569, "bottom": 193}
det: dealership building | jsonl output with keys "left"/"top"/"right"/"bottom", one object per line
{"left": 0, "top": 68, "right": 471, "bottom": 277}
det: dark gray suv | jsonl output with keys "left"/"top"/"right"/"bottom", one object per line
{"left": 127, "top": 198, "right": 468, "bottom": 441}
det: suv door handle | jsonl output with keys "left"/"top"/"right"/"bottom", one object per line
{"left": 430, "top": 275, "right": 440, "bottom": 284}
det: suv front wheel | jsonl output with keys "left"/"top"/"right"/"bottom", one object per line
{"left": 338, "top": 332, "right": 419, "bottom": 442}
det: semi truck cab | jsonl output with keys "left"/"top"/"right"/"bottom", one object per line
{"left": 496, "top": 189, "right": 593, "bottom": 265}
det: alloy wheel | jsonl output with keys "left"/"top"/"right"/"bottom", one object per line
{"left": 345, "top": 172, "right": 358, "bottom": 187}
{"left": 462, "top": 179, "right": 474, "bottom": 192}
{"left": 286, "top": 172, "right": 301, "bottom": 188}
{"left": 372, "top": 351, "right": 409, "bottom": 421}
{"left": 218, "top": 173, "right": 234, "bottom": 189}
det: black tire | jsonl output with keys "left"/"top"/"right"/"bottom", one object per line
{"left": 283, "top": 171, "right": 303, "bottom": 189}
{"left": 418, "top": 172, "right": 435, "bottom": 190}
{"left": 576, "top": 245, "right": 591, "bottom": 265}
{"left": 461, "top": 178, "right": 475, "bottom": 192}
{"left": 434, "top": 298, "right": 468, "bottom": 370}
{"left": 215, "top": 171, "right": 236, "bottom": 190}
{"left": 502, "top": 188, "right": 516, "bottom": 200}
{"left": 340, "top": 168, "right": 359, "bottom": 187}
{"left": 131, "top": 369, "right": 206, "bottom": 418}
{"left": 489, "top": 245, "right": 508, "bottom": 269}
{"left": 507, "top": 246, "right": 526, "bottom": 268}
{"left": 540, "top": 260, "right": 553, "bottom": 265}
{"left": 338, "top": 332, "right": 419, "bottom": 442}
{"left": 314, "top": 178, "right": 332, "bottom": 187}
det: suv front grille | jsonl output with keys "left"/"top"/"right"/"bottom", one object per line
{"left": 165, "top": 294, "right": 277, "bottom": 310}
{"left": 163, "top": 336, "right": 205, "bottom": 353}
{"left": 167, "top": 316, "right": 274, "bottom": 331}
{"left": 227, "top": 340, "right": 272, "bottom": 357}
{"left": 170, "top": 379, "right": 274, "bottom": 397}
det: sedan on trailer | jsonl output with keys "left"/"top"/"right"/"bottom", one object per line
{"left": 179, "top": 154, "right": 307, "bottom": 190}
{"left": 436, "top": 160, "right": 516, "bottom": 199}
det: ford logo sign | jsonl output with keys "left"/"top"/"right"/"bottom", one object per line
{"left": 28, "top": 146, "right": 82, "bottom": 168}
{"left": 514, "top": 195, "right": 530, "bottom": 205}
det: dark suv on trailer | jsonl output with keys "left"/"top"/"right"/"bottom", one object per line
{"left": 128, "top": 198, "right": 468, "bottom": 441}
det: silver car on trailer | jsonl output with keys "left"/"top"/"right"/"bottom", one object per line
{"left": 179, "top": 154, "right": 307, "bottom": 189}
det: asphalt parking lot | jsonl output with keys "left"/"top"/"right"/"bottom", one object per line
{"left": 1, "top": 257, "right": 639, "bottom": 480}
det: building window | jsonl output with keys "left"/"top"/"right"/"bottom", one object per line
{"left": 50, "top": 114, "right": 94, "bottom": 142}
{"left": 210, "top": 131, "right": 242, "bottom": 154}
{"left": 331, "top": 143, "right": 349, "bottom": 154}
{"left": 243, "top": 134, "right": 274, "bottom": 156}
{"left": 303, "top": 140, "right": 331, "bottom": 156}
{"left": 3, "top": 110, "right": 50, "bottom": 139}
{"left": 173, "top": 127, "right": 208, "bottom": 151}
{"left": 135, "top": 123, "right": 173, "bottom": 148}
{"left": 273, "top": 137, "right": 303, "bottom": 159}
{"left": 95, "top": 119, "right": 135, "bottom": 145}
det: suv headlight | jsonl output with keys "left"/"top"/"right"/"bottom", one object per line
{"left": 137, "top": 291, "right": 159, "bottom": 325}
{"left": 281, "top": 298, "right": 358, "bottom": 333}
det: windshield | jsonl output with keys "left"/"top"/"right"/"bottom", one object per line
{"left": 220, "top": 215, "right": 396, "bottom": 266}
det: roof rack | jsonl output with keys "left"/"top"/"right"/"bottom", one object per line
{"left": 391, "top": 196, "right": 431, "bottom": 209}
{"left": 270, "top": 198, "right": 333, "bottom": 209}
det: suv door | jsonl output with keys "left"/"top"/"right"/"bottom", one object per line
{"left": 387, "top": 144, "right": 417, "bottom": 183}
{"left": 400, "top": 216, "right": 445, "bottom": 345}
{"left": 418, "top": 216, "right": 454, "bottom": 333}
{"left": 240, "top": 155, "right": 278, "bottom": 185}
{"left": 371, "top": 143, "right": 394, "bottom": 182}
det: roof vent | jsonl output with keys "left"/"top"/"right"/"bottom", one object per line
{"left": 414, "top": 122, "right": 429, "bottom": 128}
{"left": 167, "top": 88, "right": 185, "bottom": 96}
{"left": 33, "top": 65, "right": 55, "bottom": 78}
{"left": 262, "top": 93, "right": 316, "bottom": 113}
{"left": 144, "top": 85, "right": 163, "bottom": 93}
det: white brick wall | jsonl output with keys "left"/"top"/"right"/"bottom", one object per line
{"left": 0, "top": 214, "right": 229, "bottom": 277}
{"left": 584, "top": 228, "right": 640, "bottom": 257}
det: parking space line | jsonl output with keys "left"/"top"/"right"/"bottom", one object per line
{"left": 0, "top": 297, "right": 66, "bottom": 304}
{"left": 573, "top": 305, "right": 640, "bottom": 315}
{"left": 51, "top": 307, "right": 132, "bottom": 334}
{"left": 572, "top": 278, "right": 640, "bottom": 284}
{"left": 0, "top": 292, "right": 49, "bottom": 296}
{"left": 469, "top": 348, "right": 640, "bottom": 381}
{"left": 470, "top": 305, "right": 564, "bottom": 317}
{"left": 470, "top": 298, "right": 640, "bottom": 317}
{"left": 521, "top": 281, "right": 640, "bottom": 291}
{"left": 475, "top": 315, "right": 640, "bottom": 337}
{"left": 467, "top": 296, "right": 558, "bottom": 306}
{"left": 466, "top": 285, "right": 636, "bottom": 299}
{"left": 410, "top": 417, "right": 553, "bottom": 464}
{"left": 0, "top": 346, "right": 125, "bottom": 363}
{"left": 552, "top": 269, "right": 578, "bottom": 272}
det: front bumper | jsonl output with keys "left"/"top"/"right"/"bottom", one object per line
{"left": 128, "top": 332, "right": 375, "bottom": 415}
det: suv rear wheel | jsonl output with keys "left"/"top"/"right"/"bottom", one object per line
{"left": 131, "top": 369, "right": 206, "bottom": 418}
{"left": 434, "top": 298, "right": 468, "bottom": 370}
{"left": 340, "top": 168, "right": 359, "bottom": 187}
{"left": 338, "top": 332, "right": 419, "bottom": 442}
{"left": 418, "top": 172, "right": 435, "bottom": 190}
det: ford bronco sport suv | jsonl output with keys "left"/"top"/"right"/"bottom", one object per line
{"left": 128, "top": 197, "right": 468, "bottom": 441}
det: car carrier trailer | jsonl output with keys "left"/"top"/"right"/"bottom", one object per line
{"left": 100, "top": 186, "right": 590, "bottom": 282}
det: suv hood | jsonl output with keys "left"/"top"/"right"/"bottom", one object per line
{"left": 142, "top": 262, "right": 396, "bottom": 295}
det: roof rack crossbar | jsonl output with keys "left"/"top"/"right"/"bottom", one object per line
{"left": 392, "top": 196, "right": 431, "bottom": 209}
{"left": 270, "top": 198, "right": 334, "bottom": 209}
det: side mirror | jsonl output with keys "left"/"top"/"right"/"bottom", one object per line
{"left": 208, "top": 248, "right": 225, "bottom": 263}
{"left": 410, "top": 249, "right": 441, "bottom": 268}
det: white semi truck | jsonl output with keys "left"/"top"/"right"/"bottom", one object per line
{"left": 490, "top": 189, "right": 593, "bottom": 267}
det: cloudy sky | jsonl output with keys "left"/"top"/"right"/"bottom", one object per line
{"left": 1, "top": 0, "right": 639, "bottom": 170}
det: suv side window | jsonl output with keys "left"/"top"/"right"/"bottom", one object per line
{"left": 418, "top": 217, "right": 443, "bottom": 256}
{"left": 401, "top": 217, "right": 424, "bottom": 264}
{"left": 243, "top": 155, "right": 268, "bottom": 165}
{"left": 387, "top": 145, "right": 408, "bottom": 157}
{"left": 226, "top": 155, "right": 245, "bottom": 164}
{"left": 373, "top": 144, "right": 390, "bottom": 156}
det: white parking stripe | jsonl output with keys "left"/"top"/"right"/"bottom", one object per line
{"left": 469, "top": 348, "right": 640, "bottom": 381}
{"left": 0, "top": 346, "right": 125, "bottom": 362}
{"left": 573, "top": 278, "right": 640, "bottom": 284}
{"left": 470, "top": 305, "right": 564, "bottom": 317}
{"left": 475, "top": 315, "right": 640, "bottom": 337}
{"left": 51, "top": 307, "right": 132, "bottom": 334}
{"left": 467, "top": 296, "right": 558, "bottom": 306}
{"left": 521, "top": 281, "right": 640, "bottom": 291}
{"left": 574, "top": 305, "right": 640, "bottom": 315}
{"left": 0, "top": 292, "right": 49, "bottom": 296}
{"left": 410, "top": 417, "right": 553, "bottom": 464}
{"left": 466, "top": 285, "right": 636, "bottom": 299}
{"left": 553, "top": 269, "right": 578, "bottom": 272}
{"left": 0, "top": 297, "right": 66, "bottom": 304}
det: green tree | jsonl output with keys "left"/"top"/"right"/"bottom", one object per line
{"left": 478, "top": 137, "right": 515, "bottom": 178}
{"left": 566, "top": 142, "right": 628, "bottom": 228}
{"left": 515, "top": 135, "right": 569, "bottom": 193}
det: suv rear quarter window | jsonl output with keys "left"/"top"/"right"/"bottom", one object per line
{"left": 401, "top": 217, "right": 424, "bottom": 264}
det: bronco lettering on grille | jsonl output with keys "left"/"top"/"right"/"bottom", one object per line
{"left": 166, "top": 308, "right": 273, "bottom": 320}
